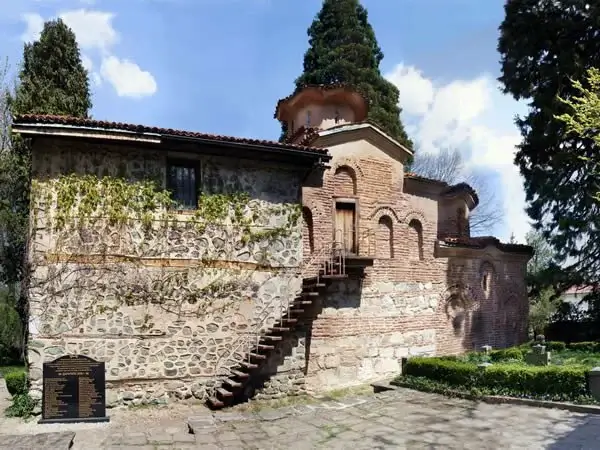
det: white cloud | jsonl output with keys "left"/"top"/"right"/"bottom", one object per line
{"left": 59, "top": 9, "right": 118, "bottom": 52}
{"left": 100, "top": 55, "right": 157, "bottom": 98}
{"left": 20, "top": 12, "right": 44, "bottom": 42}
{"left": 19, "top": 8, "right": 157, "bottom": 99}
{"left": 81, "top": 54, "right": 102, "bottom": 87}
{"left": 386, "top": 63, "right": 529, "bottom": 243}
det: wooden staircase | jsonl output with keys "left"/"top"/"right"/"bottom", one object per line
{"left": 205, "top": 257, "right": 347, "bottom": 410}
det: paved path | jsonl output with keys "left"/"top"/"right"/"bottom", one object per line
{"left": 1, "top": 389, "right": 600, "bottom": 449}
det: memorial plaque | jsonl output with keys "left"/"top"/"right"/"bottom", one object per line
{"left": 39, "top": 354, "right": 110, "bottom": 424}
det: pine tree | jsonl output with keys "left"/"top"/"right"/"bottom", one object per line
{"left": 12, "top": 18, "right": 91, "bottom": 117}
{"left": 288, "top": 0, "right": 412, "bottom": 149}
{"left": 498, "top": 0, "right": 600, "bottom": 283}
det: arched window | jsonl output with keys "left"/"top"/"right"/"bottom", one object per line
{"left": 333, "top": 166, "right": 357, "bottom": 197}
{"left": 306, "top": 110, "right": 312, "bottom": 127}
{"left": 377, "top": 215, "right": 394, "bottom": 258}
{"left": 408, "top": 219, "right": 424, "bottom": 261}
{"left": 480, "top": 262, "right": 494, "bottom": 299}
{"left": 302, "top": 207, "right": 314, "bottom": 255}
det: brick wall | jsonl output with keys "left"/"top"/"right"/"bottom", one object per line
{"left": 301, "top": 133, "right": 530, "bottom": 391}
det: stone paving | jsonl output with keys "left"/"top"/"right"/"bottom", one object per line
{"left": 1, "top": 388, "right": 600, "bottom": 449}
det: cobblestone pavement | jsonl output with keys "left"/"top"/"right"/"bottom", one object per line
{"left": 1, "top": 388, "right": 600, "bottom": 449}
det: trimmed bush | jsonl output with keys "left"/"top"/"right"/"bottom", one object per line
{"left": 568, "top": 342, "right": 600, "bottom": 352}
{"left": 545, "top": 341, "right": 567, "bottom": 352}
{"left": 403, "top": 356, "right": 589, "bottom": 402}
{"left": 4, "top": 370, "right": 27, "bottom": 396}
{"left": 490, "top": 348, "right": 524, "bottom": 362}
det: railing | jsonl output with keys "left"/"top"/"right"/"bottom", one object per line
{"left": 210, "top": 240, "right": 343, "bottom": 394}
{"left": 333, "top": 226, "right": 378, "bottom": 257}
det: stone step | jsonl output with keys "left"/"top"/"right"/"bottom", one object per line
{"left": 207, "top": 397, "right": 224, "bottom": 408}
{"left": 223, "top": 378, "right": 242, "bottom": 388}
{"left": 303, "top": 283, "right": 327, "bottom": 290}
{"left": 216, "top": 387, "right": 233, "bottom": 397}
{"left": 249, "top": 352, "right": 266, "bottom": 360}
{"left": 270, "top": 326, "right": 290, "bottom": 333}
{"left": 230, "top": 369, "right": 249, "bottom": 378}
{"left": 278, "top": 317, "right": 298, "bottom": 324}
{"left": 239, "top": 360, "right": 258, "bottom": 369}
{"left": 261, "top": 335, "right": 283, "bottom": 341}
{"left": 257, "top": 343, "right": 275, "bottom": 350}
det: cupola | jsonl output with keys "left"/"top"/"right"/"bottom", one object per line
{"left": 275, "top": 84, "right": 368, "bottom": 142}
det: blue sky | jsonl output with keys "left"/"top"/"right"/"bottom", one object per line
{"left": 0, "top": 0, "right": 531, "bottom": 242}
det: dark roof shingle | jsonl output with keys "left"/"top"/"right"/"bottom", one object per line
{"left": 13, "top": 114, "right": 329, "bottom": 154}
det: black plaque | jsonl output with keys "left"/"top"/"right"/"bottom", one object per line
{"left": 38, "top": 354, "right": 110, "bottom": 424}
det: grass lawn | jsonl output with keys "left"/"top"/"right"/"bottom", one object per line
{"left": 0, "top": 365, "right": 25, "bottom": 377}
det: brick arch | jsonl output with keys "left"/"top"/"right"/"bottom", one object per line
{"left": 407, "top": 218, "right": 424, "bottom": 261}
{"left": 376, "top": 214, "right": 394, "bottom": 258}
{"left": 479, "top": 260, "right": 497, "bottom": 299}
{"left": 439, "top": 283, "right": 480, "bottom": 338}
{"left": 369, "top": 206, "right": 401, "bottom": 224}
{"left": 302, "top": 198, "right": 325, "bottom": 219}
{"left": 497, "top": 284, "right": 527, "bottom": 347}
{"left": 332, "top": 158, "right": 364, "bottom": 179}
{"left": 403, "top": 210, "right": 428, "bottom": 226}
{"left": 333, "top": 165, "right": 357, "bottom": 197}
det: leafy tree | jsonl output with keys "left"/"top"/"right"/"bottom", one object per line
{"left": 289, "top": 0, "right": 412, "bottom": 149}
{"left": 410, "top": 148, "right": 502, "bottom": 235}
{"left": 498, "top": 0, "right": 600, "bottom": 285}
{"left": 525, "top": 230, "right": 561, "bottom": 334}
{"left": 0, "top": 19, "right": 92, "bottom": 360}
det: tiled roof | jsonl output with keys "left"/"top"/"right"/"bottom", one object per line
{"left": 274, "top": 83, "right": 369, "bottom": 120}
{"left": 13, "top": 114, "right": 329, "bottom": 154}
{"left": 441, "top": 236, "right": 533, "bottom": 254}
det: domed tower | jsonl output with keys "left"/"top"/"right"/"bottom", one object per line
{"left": 275, "top": 84, "right": 369, "bottom": 144}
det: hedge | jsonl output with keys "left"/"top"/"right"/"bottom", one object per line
{"left": 489, "top": 348, "right": 524, "bottom": 362}
{"left": 402, "top": 356, "right": 590, "bottom": 402}
{"left": 4, "top": 371, "right": 27, "bottom": 396}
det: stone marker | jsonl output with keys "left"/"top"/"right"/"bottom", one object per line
{"left": 481, "top": 345, "right": 492, "bottom": 354}
{"left": 524, "top": 344, "right": 551, "bottom": 366}
{"left": 38, "top": 354, "right": 109, "bottom": 424}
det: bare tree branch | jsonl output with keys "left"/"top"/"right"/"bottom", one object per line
{"left": 411, "top": 148, "right": 503, "bottom": 235}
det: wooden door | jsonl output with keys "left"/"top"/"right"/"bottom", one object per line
{"left": 335, "top": 202, "right": 356, "bottom": 254}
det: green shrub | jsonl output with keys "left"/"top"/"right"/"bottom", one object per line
{"left": 490, "top": 348, "right": 524, "bottom": 362}
{"left": 568, "top": 342, "right": 600, "bottom": 352}
{"left": 5, "top": 393, "right": 36, "bottom": 418}
{"left": 4, "top": 370, "right": 27, "bottom": 396}
{"left": 402, "top": 356, "right": 589, "bottom": 402}
{"left": 403, "top": 357, "right": 479, "bottom": 387}
{"left": 545, "top": 341, "right": 567, "bottom": 352}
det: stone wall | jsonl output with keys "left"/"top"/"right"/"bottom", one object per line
{"left": 27, "top": 138, "right": 306, "bottom": 406}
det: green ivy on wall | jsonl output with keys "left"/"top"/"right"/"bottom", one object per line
{"left": 31, "top": 174, "right": 301, "bottom": 244}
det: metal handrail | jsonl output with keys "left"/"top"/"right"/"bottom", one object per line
{"left": 333, "top": 226, "right": 378, "bottom": 257}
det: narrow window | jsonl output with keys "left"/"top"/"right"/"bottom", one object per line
{"left": 334, "top": 108, "right": 340, "bottom": 124}
{"left": 167, "top": 159, "right": 199, "bottom": 210}
{"left": 306, "top": 110, "right": 312, "bottom": 127}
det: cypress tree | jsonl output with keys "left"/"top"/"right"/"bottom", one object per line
{"left": 0, "top": 18, "right": 92, "bottom": 361}
{"left": 287, "top": 0, "right": 412, "bottom": 149}
{"left": 12, "top": 18, "right": 91, "bottom": 117}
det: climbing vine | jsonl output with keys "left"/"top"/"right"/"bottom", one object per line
{"left": 29, "top": 172, "right": 303, "bottom": 335}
